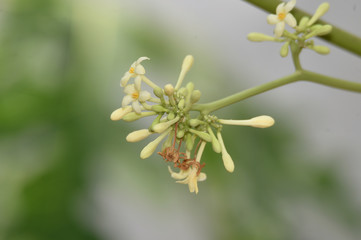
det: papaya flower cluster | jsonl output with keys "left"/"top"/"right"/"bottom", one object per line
{"left": 111, "top": 56, "right": 275, "bottom": 194}
{"left": 248, "top": 1, "right": 332, "bottom": 57}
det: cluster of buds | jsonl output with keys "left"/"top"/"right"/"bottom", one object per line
{"left": 111, "top": 56, "right": 275, "bottom": 194}
{"left": 247, "top": 0, "right": 332, "bottom": 56}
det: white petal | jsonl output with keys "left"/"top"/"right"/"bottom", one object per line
{"left": 122, "top": 95, "right": 133, "bottom": 107}
{"left": 132, "top": 101, "right": 142, "bottom": 114}
{"left": 285, "top": 13, "right": 297, "bottom": 27}
{"left": 136, "top": 56, "right": 150, "bottom": 64}
{"left": 134, "top": 76, "right": 142, "bottom": 91}
{"left": 169, "top": 167, "right": 190, "bottom": 180}
{"left": 267, "top": 14, "right": 279, "bottom": 25}
{"left": 285, "top": 0, "right": 296, "bottom": 12}
{"left": 120, "top": 72, "right": 132, "bottom": 87}
{"left": 124, "top": 84, "right": 136, "bottom": 95}
{"left": 198, "top": 172, "right": 207, "bottom": 182}
{"left": 138, "top": 91, "right": 151, "bottom": 102}
{"left": 275, "top": 21, "right": 285, "bottom": 37}
{"left": 134, "top": 64, "right": 145, "bottom": 75}
{"left": 276, "top": 3, "right": 285, "bottom": 14}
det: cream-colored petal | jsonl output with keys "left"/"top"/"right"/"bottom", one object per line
{"left": 134, "top": 76, "right": 142, "bottom": 91}
{"left": 132, "top": 101, "right": 142, "bottom": 114}
{"left": 275, "top": 21, "right": 285, "bottom": 37}
{"left": 276, "top": 3, "right": 285, "bottom": 14}
{"left": 124, "top": 84, "right": 136, "bottom": 95}
{"left": 135, "top": 56, "right": 150, "bottom": 64}
{"left": 126, "top": 129, "right": 152, "bottom": 142}
{"left": 169, "top": 167, "right": 190, "bottom": 180}
{"left": 120, "top": 72, "right": 132, "bottom": 87}
{"left": 110, "top": 106, "right": 132, "bottom": 121}
{"left": 138, "top": 91, "right": 151, "bottom": 102}
{"left": 134, "top": 64, "right": 146, "bottom": 75}
{"left": 267, "top": 14, "right": 279, "bottom": 25}
{"left": 285, "top": 13, "right": 297, "bottom": 27}
{"left": 198, "top": 172, "right": 207, "bottom": 181}
{"left": 284, "top": 0, "right": 296, "bottom": 12}
{"left": 122, "top": 95, "right": 133, "bottom": 107}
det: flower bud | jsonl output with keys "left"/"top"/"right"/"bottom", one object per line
{"left": 151, "top": 105, "right": 168, "bottom": 112}
{"left": 298, "top": 16, "right": 309, "bottom": 30}
{"left": 219, "top": 115, "right": 275, "bottom": 128}
{"left": 191, "top": 90, "right": 201, "bottom": 103}
{"left": 247, "top": 32, "right": 276, "bottom": 42}
{"left": 188, "top": 129, "right": 212, "bottom": 142}
{"left": 178, "top": 98, "right": 185, "bottom": 110}
{"left": 217, "top": 132, "right": 234, "bottom": 173}
{"left": 164, "top": 84, "right": 175, "bottom": 96}
{"left": 181, "top": 55, "right": 194, "bottom": 74}
{"left": 208, "top": 127, "right": 221, "bottom": 153}
{"left": 310, "top": 45, "right": 330, "bottom": 55}
{"left": 305, "top": 24, "right": 332, "bottom": 39}
{"left": 176, "top": 129, "right": 185, "bottom": 139}
{"left": 122, "top": 111, "right": 157, "bottom": 122}
{"left": 126, "top": 129, "right": 153, "bottom": 142}
{"left": 110, "top": 106, "right": 132, "bottom": 121}
{"left": 152, "top": 116, "right": 180, "bottom": 133}
{"left": 280, "top": 42, "right": 289, "bottom": 57}
{"left": 153, "top": 87, "right": 164, "bottom": 98}
{"left": 185, "top": 133, "right": 195, "bottom": 151}
{"left": 307, "top": 2, "right": 330, "bottom": 26}
{"left": 140, "top": 129, "right": 171, "bottom": 159}
{"left": 189, "top": 119, "right": 202, "bottom": 127}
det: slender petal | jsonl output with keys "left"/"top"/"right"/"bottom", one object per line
{"left": 275, "top": 21, "right": 285, "bottom": 37}
{"left": 132, "top": 101, "right": 142, "bottom": 114}
{"left": 267, "top": 14, "right": 279, "bottom": 25}
{"left": 122, "top": 95, "right": 133, "bottom": 107}
{"left": 134, "top": 76, "right": 142, "bottom": 91}
{"left": 139, "top": 91, "right": 151, "bottom": 102}
{"left": 124, "top": 84, "right": 136, "bottom": 95}
{"left": 285, "top": 13, "right": 297, "bottom": 27}
{"left": 285, "top": 0, "right": 296, "bottom": 12}
{"left": 120, "top": 72, "right": 132, "bottom": 87}
{"left": 276, "top": 3, "right": 285, "bottom": 14}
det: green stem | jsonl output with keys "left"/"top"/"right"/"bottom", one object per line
{"left": 243, "top": 0, "right": 361, "bottom": 57}
{"left": 192, "top": 71, "right": 361, "bottom": 114}
{"left": 192, "top": 72, "right": 301, "bottom": 114}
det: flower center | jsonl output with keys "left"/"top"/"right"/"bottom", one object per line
{"left": 278, "top": 12, "right": 286, "bottom": 20}
{"left": 129, "top": 67, "right": 135, "bottom": 74}
{"left": 131, "top": 91, "right": 139, "bottom": 100}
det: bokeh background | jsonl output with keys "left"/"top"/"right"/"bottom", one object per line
{"left": 1, "top": 0, "right": 361, "bottom": 239}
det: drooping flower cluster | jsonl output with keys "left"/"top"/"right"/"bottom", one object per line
{"left": 248, "top": 1, "right": 332, "bottom": 56}
{"left": 111, "top": 56, "right": 275, "bottom": 194}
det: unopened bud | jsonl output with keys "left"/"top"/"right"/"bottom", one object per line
{"left": 140, "top": 129, "right": 171, "bottom": 159}
{"left": 151, "top": 105, "right": 168, "bottom": 113}
{"left": 110, "top": 106, "right": 132, "bottom": 121}
{"left": 219, "top": 115, "right": 275, "bottom": 128}
{"left": 298, "top": 16, "right": 310, "bottom": 30}
{"left": 191, "top": 90, "right": 201, "bottom": 103}
{"left": 307, "top": 2, "right": 330, "bottom": 26}
{"left": 247, "top": 32, "right": 276, "bottom": 42}
{"left": 310, "top": 45, "right": 330, "bottom": 55}
{"left": 153, "top": 116, "right": 180, "bottom": 133}
{"left": 126, "top": 129, "right": 153, "bottom": 142}
{"left": 280, "top": 42, "right": 289, "bottom": 57}
{"left": 188, "top": 129, "right": 212, "bottom": 142}
{"left": 217, "top": 132, "right": 234, "bottom": 173}
{"left": 153, "top": 87, "right": 164, "bottom": 98}
{"left": 122, "top": 111, "right": 157, "bottom": 122}
{"left": 164, "top": 84, "right": 174, "bottom": 96}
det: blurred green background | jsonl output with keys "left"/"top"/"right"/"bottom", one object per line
{"left": 1, "top": 0, "right": 361, "bottom": 239}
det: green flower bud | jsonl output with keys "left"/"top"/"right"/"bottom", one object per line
{"left": 164, "top": 84, "right": 174, "bottom": 96}
{"left": 298, "top": 16, "right": 310, "bottom": 30}
{"left": 167, "top": 112, "right": 175, "bottom": 120}
{"left": 178, "top": 87, "right": 188, "bottom": 97}
{"left": 189, "top": 119, "right": 202, "bottom": 127}
{"left": 178, "top": 98, "right": 185, "bottom": 110}
{"left": 280, "top": 42, "right": 289, "bottom": 57}
{"left": 190, "top": 90, "right": 201, "bottom": 103}
{"left": 307, "top": 2, "right": 330, "bottom": 27}
{"left": 151, "top": 105, "right": 169, "bottom": 113}
{"left": 185, "top": 133, "right": 195, "bottom": 151}
{"left": 310, "top": 45, "right": 330, "bottom": 55}
{"left": 122, "top": 111, "right": 157, "bottom": 122}
{"left": 153, "top": 87, "right": 164, "bottom": 98}
{"left": 188, "top": 129, "right": 212, "bottom": 142}
{"left": 149, "top": 114, "right": 163, "bottom": 131}
{"left": 140, "top": 129, "right": 171, "bottom": 159}
{"left": 247, "top": 32, "right": 276, "bottom": 42}
{"left": 153, "top": 116, "right": 180, "bottom": 133}
{"left": 176, "top": 129, "right": 185, "bottom": 139}
{"left": 208, "top": 127, "right": 221, "bottom": 153}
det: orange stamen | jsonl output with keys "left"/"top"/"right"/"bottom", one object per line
{"left": 278, "top": 12, "right": 286, "bottom": 20}
{"left": 131, "top": 91, "right": 139, "bottom": 99}
{"left": 129, "top": 67, "right": 135, "bottom": 74}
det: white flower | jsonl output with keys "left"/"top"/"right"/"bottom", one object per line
{"left": 122, "top": 84, "right": 151, "bottom": 114}
{"left": 168, "top": 141, "right": 207, "bottom": 194}
{"left": 120, "top": 57, "right": 149, "bottom": 87}
{"left": 168, "top": 166, "right": 207, "bottom": 194}
{"left": 267, "top": 0, "right": 297, "bottom": 38}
